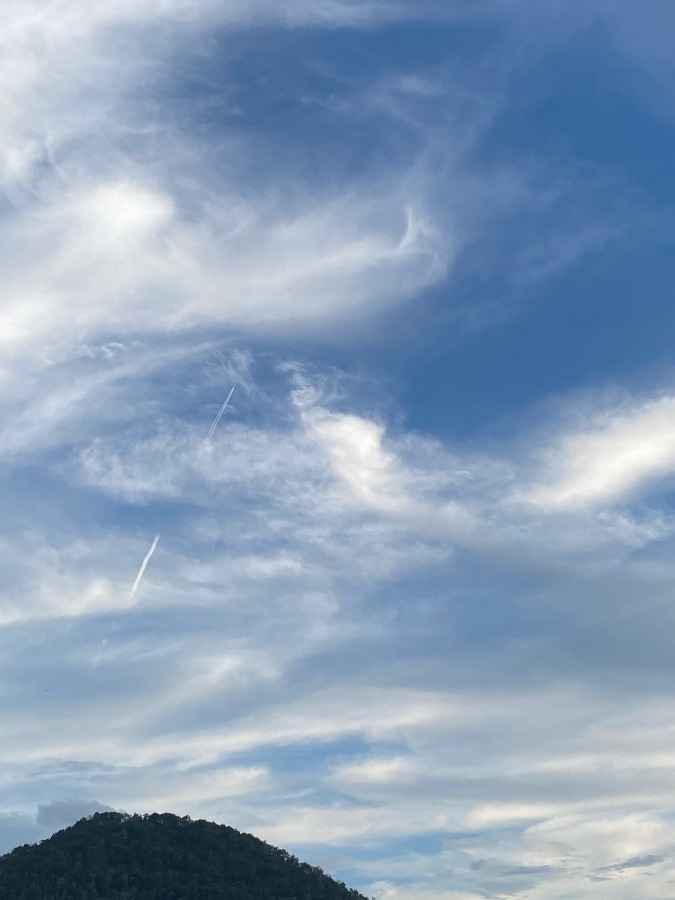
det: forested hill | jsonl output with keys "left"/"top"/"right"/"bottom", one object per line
{"left": 0, "top": 811, "right": 371, "bottom": 900}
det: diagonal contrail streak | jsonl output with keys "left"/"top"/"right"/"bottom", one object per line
{"left": 203, "top": 385, "right": 235, "bottom": 445}
{"left": 129, "top": 534, "right": 160, "bottom": 599}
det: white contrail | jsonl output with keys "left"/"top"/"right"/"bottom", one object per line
{"left": 129, "top": 534, "right": 160, "bottom": 599}
{"left": 203, "top": 385, "right": 235, "bottom": 444}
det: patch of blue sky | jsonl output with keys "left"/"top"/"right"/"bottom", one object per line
{"left": 213, "top": 737, "right": 378, "bottom": 776}
{"left": 478, "top": 22, "right": 675, "bottom": 199}
{"left": 162, "top": 17, "right": 496, "bottom": 127}
{"left": 364, "top": 20, "right": 675, "bottom": 438}
{"left": 0, "top": 816, "right": 45, "bottom": 857}
{"left": 418, "top": 248, "right": 675, "bottom": 426}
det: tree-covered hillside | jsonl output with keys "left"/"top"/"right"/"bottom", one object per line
{"left": 0, "top": 812, "right": 371, "bottom": 900}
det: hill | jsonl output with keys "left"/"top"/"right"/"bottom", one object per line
{"left": 0, "top": 811, "right": 371, "bottom": 900}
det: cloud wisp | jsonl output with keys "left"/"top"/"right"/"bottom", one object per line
{"left": 129, "top": 535, "right": 161, "bottom": 601}
{"left": 203, "top": 386, "right": 236, "bottom": 446}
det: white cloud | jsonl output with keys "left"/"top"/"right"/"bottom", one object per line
{"left": 0, "top": 175, "right": 448, "bottom": 363}
{"left": 62, "top": 370, "right": 675, "bottom": 580}
{"left": 0, "top": 0, "right": 454, "bottom": 378}
{"left": 524, "top": 394, "right": 675, "bottom": 510}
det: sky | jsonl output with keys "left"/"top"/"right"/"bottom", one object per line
{"left": 2, "top": 1, "right": 675, "bottom": 897}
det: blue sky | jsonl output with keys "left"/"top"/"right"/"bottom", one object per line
{"left": 2, "top": 1, "right": 675, "bottom": 897}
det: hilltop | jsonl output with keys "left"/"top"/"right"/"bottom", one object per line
{"left": 0, "top": 811, "right": 370, "bottom": 899}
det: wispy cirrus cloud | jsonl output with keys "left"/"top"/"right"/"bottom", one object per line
{"left": 1, "top": 1, "right": 675, "bottom": 898}
{"left": 523, "top": 393, "right": 675, "bottom": 510}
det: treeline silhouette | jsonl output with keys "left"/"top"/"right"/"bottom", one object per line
{"left": 0, "top": 811, "right": 371, "bottom": 899}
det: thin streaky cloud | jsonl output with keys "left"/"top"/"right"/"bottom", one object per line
{"left": 203, "top": 386, "right": 236, "bottom": 445}
{"left": 129, "top": 535, "right": 160, "bottom": 600}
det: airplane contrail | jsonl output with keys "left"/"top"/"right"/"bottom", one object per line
{"left": 203, "top": 385, "right": 235, "bottom": 445}
{"left": 129, "top": 534, "right": 160, "bottom": 599}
